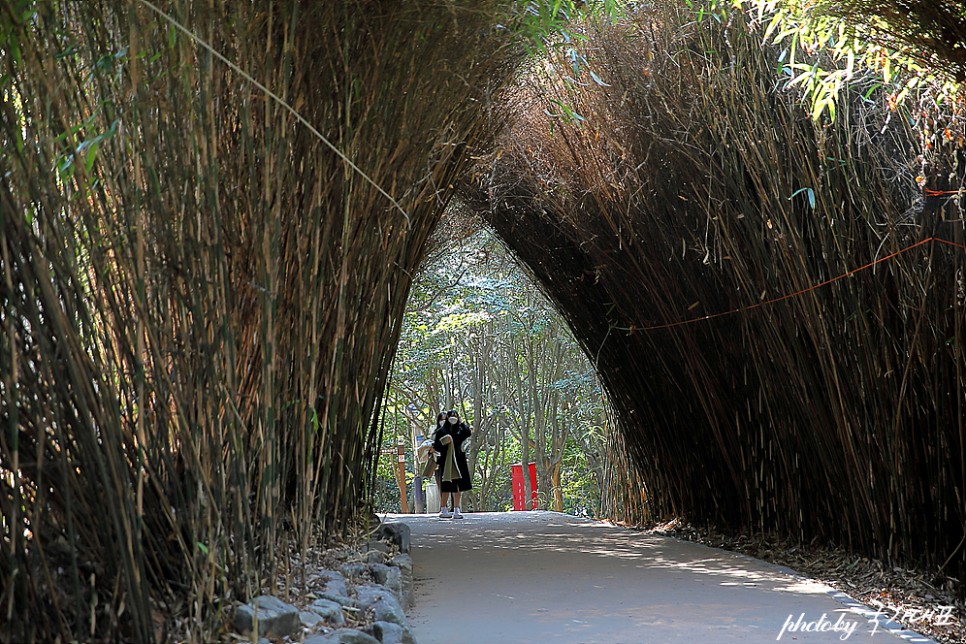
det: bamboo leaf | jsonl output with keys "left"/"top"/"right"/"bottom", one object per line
{"left": 589, "top": 70, "right": 610, "bottom": 86}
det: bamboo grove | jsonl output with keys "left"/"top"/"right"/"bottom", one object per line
{"left": 2, "top": 0, "right": 966, "bottom": 641}
{"left": 0, "top": 1, "right": 524, "bottom": 640}
{"left": 466, "top": 0, "right": 966, "bottom": 590}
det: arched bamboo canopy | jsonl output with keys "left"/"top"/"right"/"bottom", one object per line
{"left": 1, "top": 0, "right": 964, "bottom": 641}
{"left": 464, "top": 0, "right": 966, "bottom": 596}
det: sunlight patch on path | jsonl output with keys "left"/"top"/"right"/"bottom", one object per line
{"left": 389, "top": 511, "right": 935, "bottom": 644}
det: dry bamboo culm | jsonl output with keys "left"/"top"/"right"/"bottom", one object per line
{"left": 464, "top": 1, "right": 966, "bottom": 588}
{"left": 0, "top": 1, "right": 523, "bottom": 640}
{"left": 3, "top": 0, "right": 966, "bottom": 641}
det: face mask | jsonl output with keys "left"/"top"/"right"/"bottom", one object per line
{"left": 438, "top": 420, "right": 445, "bottom": 427}
{"left": 448, "top": 417, "right": 458, "bottom": 425}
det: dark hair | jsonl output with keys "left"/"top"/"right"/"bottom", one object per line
{"left": 437, "top": 412, "right": 446, "bottom": 422}
{"left": 446, "top": 409, "right": 459, "bottom": 418}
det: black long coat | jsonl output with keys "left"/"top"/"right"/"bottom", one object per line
{"left": 433, "top": 421, "right": 473, "bottom": 492}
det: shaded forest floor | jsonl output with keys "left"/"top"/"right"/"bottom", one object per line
{"left": 647, "top": 520, "right": 965, "bottom": 644}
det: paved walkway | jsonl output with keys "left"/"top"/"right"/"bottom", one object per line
{"left": 389, "top": 511, "right": 934, "bottom": 644}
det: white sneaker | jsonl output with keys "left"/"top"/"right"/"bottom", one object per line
{"left": 439, "top": 507, "right": 452, "bottom": 518}
{"left": 453, "top": 508, "right": 463, "bottom": 519}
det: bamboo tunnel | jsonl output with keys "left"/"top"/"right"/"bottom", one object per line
{"left": 464, "top": 1, "right": 966, "bottom": 590}
{"left": 2, "top": 1, "right": 966, "bottom": 641}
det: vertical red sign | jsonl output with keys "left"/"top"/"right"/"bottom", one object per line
{"left": 511, "top": 463, "right": 539, "bottom": 511}
{"left": 528, "top": 462, "right": 538, "bottom": 510}
{"left": 511, "top": 463, "right": 524, "bottom": 510}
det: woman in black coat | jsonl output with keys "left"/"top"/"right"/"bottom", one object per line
{"left": 433, "top": 409, "right": 472, "bottom": 519}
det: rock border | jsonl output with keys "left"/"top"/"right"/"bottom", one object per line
{"left": 233, "top": 521, "right": 415, "bottom": 643}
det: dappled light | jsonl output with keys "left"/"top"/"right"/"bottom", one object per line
{"left": 404, "top": 511, "right": 935, "bottom": 642}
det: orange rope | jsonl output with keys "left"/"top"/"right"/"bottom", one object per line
{"left": 924, "top": 188, "right": 964, "bottom": 197}
{"left": 934, "top": 237, "right": 966, "bottom": 252}
{"left": 638, "top": 236, "right": 945, "bottom": 333}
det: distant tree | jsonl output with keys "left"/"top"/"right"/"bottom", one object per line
{"left": 382, "top": 222, "right": 608, "bottom": 514}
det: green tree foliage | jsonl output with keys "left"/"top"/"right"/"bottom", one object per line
{"left": 730, "top": 0, "right": 961, "bottom": 122}
{"left": 381, "top": 222, "right": 610, "bottom": 515}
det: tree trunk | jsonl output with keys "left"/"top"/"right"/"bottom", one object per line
{"left": 552, "top": 461, "right": 563, "bottom": 512}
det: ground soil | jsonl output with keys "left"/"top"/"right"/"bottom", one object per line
{"left": 646, "top": 519, "right": 965, "bottom": 644}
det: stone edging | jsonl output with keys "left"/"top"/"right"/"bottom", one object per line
{"left": 234, "top": 522, "right": 416, "bottom": 644}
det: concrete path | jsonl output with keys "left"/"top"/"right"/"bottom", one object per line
{"left": 388, "top": 511, "right": 935, "bottom": 644}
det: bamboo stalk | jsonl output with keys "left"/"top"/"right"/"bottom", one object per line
{"left": 468, "top": 1, "right": 966, "bottom": 589}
